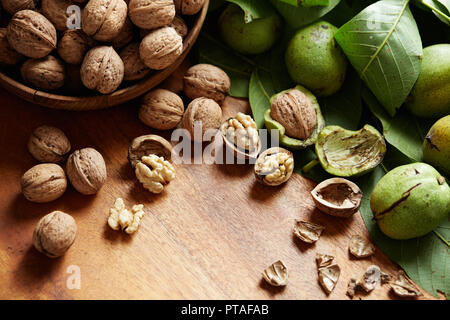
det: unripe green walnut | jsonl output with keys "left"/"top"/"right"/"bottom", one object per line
{"left": 285, "top": 21, "right": 347, "bottom": 97}
{"left": 371, "top": 163, "right": 450, "bottom": 240}
{"left": 423, "top": 115, "right": 450, "bottom": 176}
{"left": 218, "top": 4, "right": 282, "bottom": 55}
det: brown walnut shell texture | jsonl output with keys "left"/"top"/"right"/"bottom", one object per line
{"left": 0, "top": 28, "right": 24, "bottom": 65}
{"left": 21, "top": 163, "right": 67, "bottom": 203}
{"left": 129, "top": 0, "right": 175, "bottom": 30}
{"left": 42, "top": 0, "right": 73, "bottom": 31}
{"left": 21, "top": 55, "right": 66, "bottom": 90}
{"left": 174, "top": 0, "right": 204, "bottom": 15}
{"left": 128, "top": 134, "right": 173, "bottom": 168}
{"left": 271, "top": 88, "right": 317, "bottom": 140}
{"left": 7, "top": 10, "right": 57, "bottom": 59}
{"left": 1, "top": 0, "right": 38, "bottom": 15}
{"left": 58, "top": 29, "right": 98, "bottom": 65}
{"left": 120, "top": 42, "right": 150, "bottom": 81}
{"left": 182, "top": 97, "right": 222, "bottom": 142}
{"left": 139, "top": 26, "right": 182, "bottom": 70}
{"left": 66, "top": 148, "right": 107, "bottom": 195}
{"left": 27, "top": 125, "right": 71, "bottom": 163}
{"left": 82, "top": 0, "right": 128, "bottom": 42}
{"left": 33, "top": 211, "right": 77, "bottom": 258}
{"left": 139, "top": 88, "right": 184, "bottom": 130}
{"left": 81, "top": 46, "right": 124, "bottom": 94}
{"left": 184, "top": 64, "right": 231, "bottom": 104}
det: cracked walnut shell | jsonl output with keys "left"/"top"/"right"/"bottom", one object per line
{"left": 58, "top": 29, "right": 97, "bottom": 65}
{"left": 129, "top": 0, "right": 175, "bottom": 30}
{"left": 128, "top": 134, "right": 173, "bottom": 169}
{"left": 254, "top": 147, "right": 294, "bottom": 186}
{"left": 120, "top": 42, "right": 150, "bottom": 81}
{"left": 82, "top": 0, "right": 128, "bottom": 42}
{"left": 139, "top": 89, "right": 184, "bottom": 130}
{"left": 135, "top": 154, "right": 175, "bottom": 194}
{"left": 21, "top": 55, "right": 66, "bottom": 90}
{"left": 349, "top": 235, "right": 375, "bottom": 258}
{"left": 28, "top": 125, "right": 71, "bottom": 163}
{"left": 174, "top": 0, "right": 204, "bottom": 15}
{"left": 293, "top": 220, "right": 325, "bottom": 244}
{"left": 21, "top": 163, "right": 67, "bottom": 203}
{"left": 184, "top": 64, "right": 230, "bottom": 104}
{"left": 66, "top": 147, "right": 107, "bottom": 195}
{"left": 182, "top": 97, "right": 222, "bottom": 142}
{"left": 139, "top": 26, "right": 182, "bottom": 70}
{"left": 318, "top": 264, "right": 340, "bottom": 294}
{"left": 390, "top": 270, "right": 422, "bottom": 298}
{"left": 262, "top": 260, "right": 288, "bottom": 287}
{"left": 7, "top": 10, "right": 57, "bottom": 59}
{"left": 33, "top": 211, "right": 77, "bottom": 258}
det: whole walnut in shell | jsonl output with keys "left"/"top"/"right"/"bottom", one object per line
{"left": 139, "top": 26, "right": 182, "bottom": 70}
{"left": 81, "top": 46, "right": 124, "bottom": 94}
{"left": 128, "top": 0, "right": 175, "bottom": 30}
{"left": 0, "top": 28, "right": 24, "bottom": 65}
{"left": 184, "top": 64, "right": 230, "bottom": 104}
{"left": 139, "top": 89, "right": 184, "bottom": 130}
{"left": 66, "top": 147, "right": 107, "bottom": 195}
{"left": 1, "top": 0, "right": 38, "bottom": 15}
{"left": 182, "top": 97, "right": 222, "bottom": 142}
{"left": 120, "top": 42, "right": 150, "bottom": 81}
{"left": 28, "top": 125, "right": 71, "bottom": 163}
{"left": 7, "top": 10, "right": 57, "bottom": 59}
{"left": 21, "top": 163, "right": 67, "bottom": 203}
{"left": 174, "top": 0, "right": 204, "bottom": 15}
{"left": 112, "top": 17, "right": 134, "bottom": 49}
{"left": 58, "top": 29, "right": 97, "bottom": 65}
{"left": 41, "top": 0, "right": 73, "bottom": 31}
{"left": 82, "top": 0, "right": 128, "bottom": 42}
{"left": 33, "top": 211, "right": 77, "bottom": 258}
{"left": 21, "top": 55, "right": 66, "bottom": 90}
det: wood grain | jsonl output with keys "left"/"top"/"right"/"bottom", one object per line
{"left": 0, "top": 88, "right": 435, "bottom": 300}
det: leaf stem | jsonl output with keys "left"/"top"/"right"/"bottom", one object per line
{"left": 302, "top": 159, "right": 319, "bottom": 173}
{"left": 433, "top": 230, "right": 450, "bottom": 248}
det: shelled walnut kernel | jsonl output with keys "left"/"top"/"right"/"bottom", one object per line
{"left": 254, "top": 147, "right": 294, "bottom": 186}
{"left": 135, "top": 154, "right": 175, "bottom": 194}
{"left": 108, "top": 198, "right": 145, "bottom": 234}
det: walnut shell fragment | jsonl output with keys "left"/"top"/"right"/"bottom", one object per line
{"left": 318, "top": 264, "right": 340, "bottom": 294}
{"left": 254, "top": 147, "right": 294, "bottom": 186}
{"left": 262, "top": 260, "right": 288, "bottom": 287}
{"left": 349, "top": 235, "right": 375, "bottom": 258}
{"left": 356, "top": 265, "right": 381, "bottom": 293}
{"left": 346, "top": 278, "right": 357, "bottom": 298}
{"left": 293, "top": 220, "right": 325, "bottom": 244}
{"left": 390, "top": 271, "right": 422, "bottom": 298}
{"left": 311, "top": 178, "right": 362, "bottom": 218}
{"left": 128, "top": 134, "right": 173, "bottom": 169}
{"left": 316, "top": 253, "right": 334, "bottom": 268}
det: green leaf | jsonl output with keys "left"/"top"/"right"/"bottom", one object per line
{"left": 278, "top": 0, "right": 300, "bottom": 6}
{"left": 362, "top": 87, "right": 434, "bottom": 162}
{"left": 415, "top": 0, "right": 450, "bottom": 25}
{"left": 301, "top": 0, "right": 331, "bottom": 6}
{"left": 225, "top": 0, "right": 275, "bottom": 22}
{"left": 334, "top": 0, "right": 423, "bottom": 116}
{"left": 270, "top": 0, "right": 341, "bottom": 29}
{"left": 249, "top": 69, "right": 276, "bottom": 129}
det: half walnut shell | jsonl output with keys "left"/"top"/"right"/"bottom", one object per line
{"left": 128, "top": 134, "right": 173, "bottom": 169}
{"left": 311, "top": 178, "right": 362, "bottom": 218}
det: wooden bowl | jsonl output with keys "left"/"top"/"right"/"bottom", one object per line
{"left": 0, "top": 0, "right": 209, "bottom": 111}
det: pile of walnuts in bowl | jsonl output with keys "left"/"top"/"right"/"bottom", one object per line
{"left": 0, "top": 0, "right": 205, "bottom": 94}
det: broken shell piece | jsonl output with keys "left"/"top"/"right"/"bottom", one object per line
{"left": 311, "top": 178, "right": 362, "bottom": 218}
{"left": 390, "top": 271, "right": 422, "bottom": 298}
{"left": 262, "top": 260, "right": 288, "bottom": 287}
{"left": 293, "top": 220, "right": 325, "bottom": 243}
{"left": 349, "top": 235, "right": 375, "bottom": 258}
{"left": 380, "top": 271, "right": 392, "bottom": 284}
{"left": 318, "top": 264, "right": 340, "bottom": 294}
{"left": 316, "top": 253, "right": 334, "bottom": 268}
{"left": 346, "top": 278, "right": 357, "bottom": 298}
{"left": 128, "top": 134, "right": 173, "bottom": 169}
{"left": 357, "top": 265, "right": 381, "bottom": 292}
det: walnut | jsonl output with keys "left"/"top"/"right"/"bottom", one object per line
{"left": 181, "top": 97, "right": 222, "bottom": 142}
{"left": 33, "top": 211, "right": 77, "bottom": 258}
{"left": 293, "top": 220, "right": 325, "bottom": 244}
{"left": 1, "top": 0, "right": 38, "bottom": 15}
{"left": 80, "top": 46, "right": 124, "bottom": 94}
{"left": 21, "top": 163, "right": 67, "bottom": 203}
{"left": 66, "top": 147, "right": 107, "bottom": 195}
{"left": 111, "top": 17, "right": 134, "bottom": 50}
{"left": 139, "top": 26, "right": 182, "bottom": 70}
{"left": 318, "top": 264, "right": 340, "bottom": 294}
{"left": 174, "top": 0, "right": 204, "bottom": 15}
{"left": 58, "top": 29, "right": 97, "bottom": 65}
{"left": 41, "top": 0, "right": 73, "bottom": 31}
{"left": 128, "top": 0, "right": 175, "bottom": 30}
{"left": 254, "top": 147, "right": 294, "bottom": 186}
{"left": 270, "top": 88, "right": 317, "bottom": 140}
{"left": 27, "top": 125, "right": 71, "bottom": 163}
{"left": 139, "top": 88, "right": 184, "bottom": 130}
{"left": 7, "top": 10, "right": 57, "bottom": 59}
{"left": 135, "top": 154, "right": 175, "bottom": 194}
{"left": 119, "top": 42, "right": 150, "bottom": 81}
{"left": 128, "top": 134, "right": 173, "bottom": 168}
{"left": 262, "top": 260, "right": 288, "bottom": 286}
{"left": 140, "top": 14, "right": 187, "bottom": 38}
{"left": 82, "top": 0, "right": 128, "bottom": 42}
{"left": 348, "top": 235, "right": 375, "bottom": 258}
{"left": 184, "top": 64, "right": 230, "bottom": 104}
{"left": 108, "top": 198, "right": 146, "bottom": 234}
{"left": 0, "top": 28, "right": 24, "bottom": 65}
{"left": 21, "top": 55, "right": 66, "bottom": 90}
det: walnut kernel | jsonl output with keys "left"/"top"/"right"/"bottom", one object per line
{"left": 254, "top": 147, "right": 294, "bottom": 186}
{"left": 135, "top": 154, "right": 175, "bottom": 194}
{"left": 108, "top": 198, "right": 145, "bottom": 234}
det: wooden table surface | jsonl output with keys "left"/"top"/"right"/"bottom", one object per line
{"left": 0, "top": 75, "right": 435, "bottom": 300}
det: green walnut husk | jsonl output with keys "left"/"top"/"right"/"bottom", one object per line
{"left": 423, "top": 115, "right": 450, "bottom": 176}
{"left": 264, "top": 85, "right": 325, "bottom": 150}
{"left": 371, "top": 163, "right": 450, "bottom": 240}
{"left": 315, "top": 125, "right": 386, "bottom": 177}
